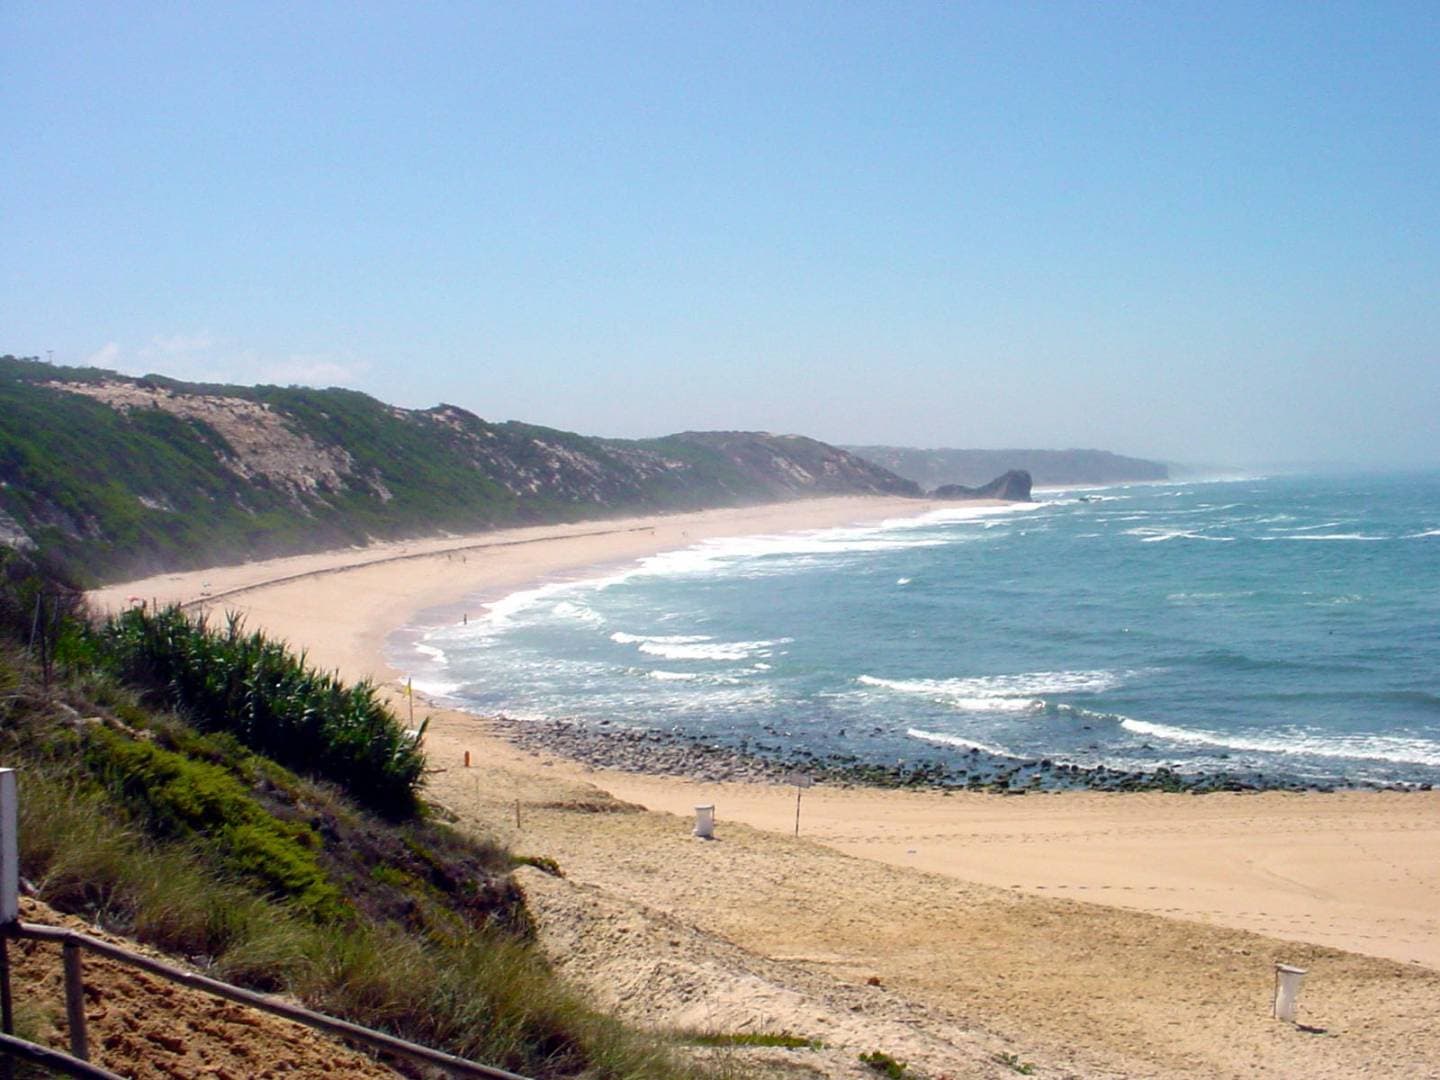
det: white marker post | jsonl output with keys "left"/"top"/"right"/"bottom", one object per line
{"left": 786, "top": 771, "right": 813, "bottom": 836}
{"left": 1273, "top": 963, "right": 1308, "bottom": 1023}
{"left": 693, "top": 804, "right": 715, "bottom": 840}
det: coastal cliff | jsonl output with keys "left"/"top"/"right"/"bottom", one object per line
{"left": 0, "top": 355, "right": 921, "bottom": 582}
{"left": 846, "top": 444, "right": 1169, "bottom": 488}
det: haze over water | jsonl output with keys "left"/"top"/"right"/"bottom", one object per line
{"left": 404, "top": 473, "right": 1440, "bottom": 787}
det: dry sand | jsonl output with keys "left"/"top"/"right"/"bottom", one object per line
{"left": 93, "top": 497, "right": 1440, "bottom": 1078}
{"left": 12, "top": 898, "right": 400, "bottom": 1079}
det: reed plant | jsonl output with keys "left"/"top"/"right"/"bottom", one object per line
{"left": 97, "top": 605, "right": 425, "bottom": 819}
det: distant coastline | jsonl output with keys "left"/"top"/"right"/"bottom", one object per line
{"left": 844, "top": 444, "right": 1169, "bottom": 488}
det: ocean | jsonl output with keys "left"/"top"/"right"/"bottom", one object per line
{"left": 398, "top": 472, "right": 1440, "bottom": 789}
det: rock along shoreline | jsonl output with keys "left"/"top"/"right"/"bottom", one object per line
{"left": 487, "top": 714, "right": 1429, "bottom": 795}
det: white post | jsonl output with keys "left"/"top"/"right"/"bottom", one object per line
{"left": 785, "top": 770, "right": 812, "bottom": 837}
{"left": 0, "top": 769, "right": 16, "bottom": 924}
{"left": 693, "top": 804, "right": 715, "bottom": 840}
{"left": 1273, "top": 963, "right": 1307, "bottom": 1023}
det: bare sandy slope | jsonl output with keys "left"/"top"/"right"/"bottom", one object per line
{"left": 12, "top": 898, "right": 400, "bottom": 1079}
{"left": 92, "top": 497, "right": 1440, "bottom": 1077}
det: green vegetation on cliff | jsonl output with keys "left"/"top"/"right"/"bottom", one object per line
{"left": 0, "top": 354, "right": 918, "bottom": 584}
{"left": 98, "top": 606, "right": 426, "bottom": 819}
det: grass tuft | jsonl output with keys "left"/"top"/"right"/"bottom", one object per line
{"left": 681, "top": 1031, "right": 823, "bottom": 1050}
{"left": 860, "top": 1049, "right": 911, "bottom": 1077}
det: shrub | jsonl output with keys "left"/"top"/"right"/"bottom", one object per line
{"left": 860, "top": 1049, "right": 910, "bottom": 1077}
{"left": 97, "top": 606, "right": 425, "bottom": 818}
{"left": 83, "top": 725, "right": 345, "bottom": 919}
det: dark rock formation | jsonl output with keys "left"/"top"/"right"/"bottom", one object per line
{"left": 932, "top": 469, "right": 1032, "bottom": 501}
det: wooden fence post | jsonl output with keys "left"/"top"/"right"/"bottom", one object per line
{"left": 0, "top": 936, "right": 13, "bottom": 1080}
{"left": 0, "top": 767, "right": 15, "bottom": 1080}
{"left": 63, "top": 940, "right": 88, "bottom": 1060}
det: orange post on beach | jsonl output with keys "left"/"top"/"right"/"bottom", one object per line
{"left": 464, "top": 750, "right": 471, "bottom": 768}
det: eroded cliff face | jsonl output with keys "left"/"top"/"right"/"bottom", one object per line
{"left": 0, "top": 357, "right": 918, "bottom": 581}
{"left": 56, "top": 381, "right": 361, "bottom": 499}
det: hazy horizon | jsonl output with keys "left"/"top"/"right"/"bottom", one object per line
{"left": 5, "top": 4, "right": 1438, "bottom": 470}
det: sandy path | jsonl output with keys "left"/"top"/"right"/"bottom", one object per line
{"left": 91, "top": 497, "right": 1440, "bottom": 1077}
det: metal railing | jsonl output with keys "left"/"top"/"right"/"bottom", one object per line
{"left": 3, "top": 922, "right": 531, "bottom": 1080}
{"left": 0, "top": 1032, "right": 125, "bottom": 1079}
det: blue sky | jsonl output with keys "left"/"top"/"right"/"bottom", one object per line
{"left": 5, "top": 3, "right": 1438, "bottom": 467}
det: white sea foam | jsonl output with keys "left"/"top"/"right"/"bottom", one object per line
{"left": 947, "top": 696, "right": 1044, "bottom": 713}
{"left": 621, "top": 528, "right": 953, "bottom": 582}
{"left": 880, "top": 502, "right": 1042, "bottom": 530}
{"left": 1272, "top": 533, "right": 1388, "bottom": 542}
{"left": 1166, "top": 590, "right": 1256, "bottom": 604}
{"left": 410, "top": 677, "right": 464, "bottom": 698}
{"left": 412, "top": 641, "right": 448, "bottom": 664}
{"left": 552, "top": 600, "right": 605, "bottom": 625}
{"left": 906, "top": 728, "right": 1023, "bottom": 759}
{"left": 1404, "top": 528, "right": 1440, "bottom": 538}
{"left": 610, "top": 632, "right": 711, "bottom": 645}
{"left": 1118, "top": 717, "right": 1440, "bottom": 767}
{"left": 1274, "top": 520, "right": 1344, "bottom": 532}
{"left": 896, "top": 577, "right": 912, "bottom": 585}
{"left": 648, "top": 670, "right": 699, "bottom": 681}
{"left": 447, "top": 500, "right": 1038, "bottom": 638}
{"left": 479, "top": 580, "right": 585, "bottom": 630}
{"left": 1047, "top": 493, "right": 1125, "bottom": 505}
{"left": 1125, "top": 527, "right": 1234, "bottom": 543}
{"left": 617, "top": 633, "right": 791, "bottom": 662}
{"left": 859, "top": 670, "right": 1125, "bottom": 711}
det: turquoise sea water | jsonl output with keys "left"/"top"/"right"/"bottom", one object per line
{"left": 400, "top": 473, "right": 1440, "bottom": 787}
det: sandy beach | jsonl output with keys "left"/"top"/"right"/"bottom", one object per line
{"left": 93, "top": 497, "right": 1440, "bottom": 1078}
